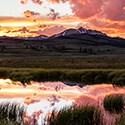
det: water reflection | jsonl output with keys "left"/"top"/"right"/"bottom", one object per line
{"left": 0, "top": 79, "right": 125, "bottom": 125}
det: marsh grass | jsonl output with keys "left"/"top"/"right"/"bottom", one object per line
{"left": 0, "top": 68, "right": 125, "bottom": 87}
{"left": 0, "top": 101, "right": 25, "bottom": 125}
{"left": 103, "top": 94, "right": 124, "bottom": 114}
{"left": 47, "top": 105, "right": 103, "bottom": 125}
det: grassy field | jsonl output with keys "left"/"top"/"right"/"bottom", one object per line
{"left": 0, "top": 56, "right": 125, "bottom": 69}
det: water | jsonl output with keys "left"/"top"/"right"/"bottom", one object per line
{"left": 0, "top": 79, "right": 125, "bottom": 125}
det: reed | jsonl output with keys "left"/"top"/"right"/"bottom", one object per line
{"left": 47, "top": 105, "right": 103, "bottom": 125}
{"left": 103, "top": 94, "right": 124, "bottom": 114}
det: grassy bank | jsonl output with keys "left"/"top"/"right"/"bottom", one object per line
{"left": 0, "top": 68, "right": 125, "bottom": 86}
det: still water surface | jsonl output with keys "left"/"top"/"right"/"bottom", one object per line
{"left": 0, "top": 79, "right": 125, "bottom": 125}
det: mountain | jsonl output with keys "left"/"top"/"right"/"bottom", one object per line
{"left": 52, "top": 27, "right": 107, "bottom": 38}
{"left": 0, "top": 27, "right": 125, "bottom": 57}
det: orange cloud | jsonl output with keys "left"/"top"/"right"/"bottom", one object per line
{"left": 38, "top": 24, "right": 49, "bottom": 28}
{"left": 20, "top": 0, "right": 28, "bottom": 4}
{"left": 23, "top": 10, "right": 41, "bottom": 18}
{"left": 20, "top": 0, "right": 42, "bottom": 5}
{"left": 31, "top": 0, "right": 42, "bottom": 5}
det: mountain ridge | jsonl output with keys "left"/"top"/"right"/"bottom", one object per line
{"left": 52, "top": 27, "right": 107, "bottom": 38}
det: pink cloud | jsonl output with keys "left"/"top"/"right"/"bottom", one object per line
{"left": 101, "top": 0, "right": 125, "bottom": 21}
{"left": 47, "top": 8, "right": 60, "bottom": 20}
{"left": 29, "top": 25, "right": 66, "bottom": 36}
{"left": 41, "top": 25, "right": 66, "bottom": 36}
{"left": 48, "top": 0, "right": 125, "bottom": 21}
{"left": 71, "top": 0, "right": 103, "bottom": 19}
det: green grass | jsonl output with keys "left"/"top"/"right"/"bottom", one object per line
{"left": 0, "top": 68, "right": 125, "bottom": 86}
{"left": 103, "top": 94, "right": 124, "bottom": 114}
{"left": 47, "top": 105, "right": 103, "bottom": 125}
{"left": 0, "top": 101, "right": 25, "bottom": 125}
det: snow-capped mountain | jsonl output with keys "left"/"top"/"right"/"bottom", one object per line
{"left": 52, "top": 27, "right": 107, "bottom": 37}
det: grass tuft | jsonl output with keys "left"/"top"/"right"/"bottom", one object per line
{"left": 103, "top": 94, "right": 124, "bottom": 114}
{"left": 0, "top": 101, "right": 25, "bottom": 125}
{"left": 47, "top": 105, "right": 103, "bottom": 125}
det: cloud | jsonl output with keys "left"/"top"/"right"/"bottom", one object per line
{"left": 3, "top": 0, "right": 125, "bottom": 37}
{"left": 12, "top": 27, "right": 29, "bottom": 33}
{"left": 31, "top": 0, "right": 42, "bottom": 5}
{"left": 48, "top": 0, "right": 103, "bottom": 19}
{"left": 40, "top": 25, "right": 66, "bottom": 36}
{"left": 23, "top": 10, "right": 41, "bottom": 18}
{"left": 101, "top": 0, "right": 125, "bottom": 21}
{"left": 30, "top": 25, "right": 66, "bottom": 36}
{"left": 48, "top": 8, "right": 60, "bottom": 20}
{"left": 48, "top": 0, "right": 125, "bottom": 21}
{"left": 20, "top": 0, "right": 28, "bottom": 4}
{"left": 71, "top": 0, "right": 103, "bottom": 19}
{"left": 21, "top": 0, "right": 125, "bottom": 21}
{"left": 20, "top": 0, "right": 42, "bottom": 5}
{"left": 38, "top": 24, "right": 49, "bottom": 28}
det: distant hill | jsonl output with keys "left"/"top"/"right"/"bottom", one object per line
{"left": 0, "top": 27, "right": 125, "bottom": 56}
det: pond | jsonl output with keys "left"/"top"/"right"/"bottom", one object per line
{"left": 0, "top": 79, "right": 125, "bottom": 125}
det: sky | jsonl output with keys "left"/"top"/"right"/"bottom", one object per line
{"left": 0, "top": 0, "right": 125, "bottom": 37}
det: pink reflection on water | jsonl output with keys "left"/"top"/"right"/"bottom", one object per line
{"left": 0, "top": 79, "right": 125, "bottom": 125}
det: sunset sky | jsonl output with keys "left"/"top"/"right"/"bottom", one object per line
{"left": 0, "top": 0, "right": 125, "bottom": 37}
